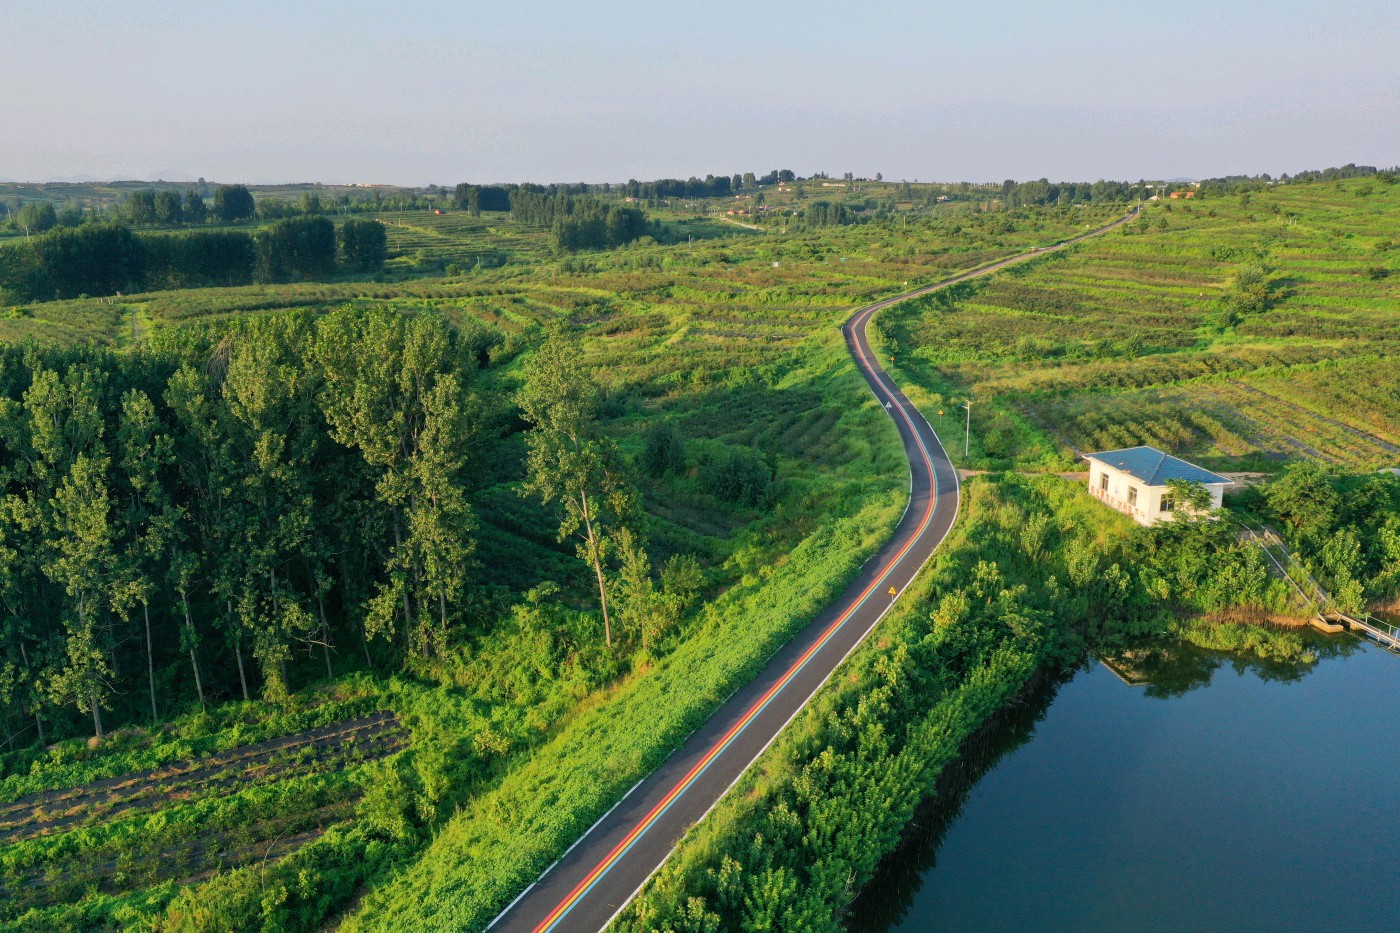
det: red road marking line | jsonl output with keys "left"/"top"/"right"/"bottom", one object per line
{"left": 531, "top": 305, "right": 937, "bottom": 933}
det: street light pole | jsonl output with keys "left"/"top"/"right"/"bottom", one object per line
{"left": 961, "top": 398, "right": 971, "bottom": 458}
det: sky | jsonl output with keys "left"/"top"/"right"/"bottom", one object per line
{"left": 2, "top": 0, "right": 1396, "bottom": 186}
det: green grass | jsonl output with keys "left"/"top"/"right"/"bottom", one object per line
{"left": 881, "top": 179, "right": 1400, "bottom": 472}
{"left": 10, "top": 182, "right": 1381, "bottom": 931}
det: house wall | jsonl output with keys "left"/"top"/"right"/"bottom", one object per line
{"left": 1087, "top": 463, "right": 1225, "bottom": 525}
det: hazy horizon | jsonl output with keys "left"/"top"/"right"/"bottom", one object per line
{"left": 4, "top": 1, "right": 1396, "bottom": 187}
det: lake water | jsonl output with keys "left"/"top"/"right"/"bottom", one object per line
{"left": 849, "top": 638, "right": 1400, "bottom": 933}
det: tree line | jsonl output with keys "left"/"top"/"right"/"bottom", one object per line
{"left": 443, "top": 170, "right": 802, "bottom": 217}
{"left": 508, "top": 192, "right": 650, "bottom": 251}
{"left": 998, "top": 178, "right": 1154, "bottom": 208}
{"left": 802, "top": 200, "right": 853, "bottom": 226}
{"left": 0, "top": 218, "right": 386, "bottom": 302}
{"left": 0, "top": 315, "right": 696, "bottom": 747}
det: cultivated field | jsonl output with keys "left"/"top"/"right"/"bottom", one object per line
{"left": 1, "top": 177, "right": 1392, "bottom": 930}
{"left": 882, "top": 179, "right": 1400, "bottom": 471}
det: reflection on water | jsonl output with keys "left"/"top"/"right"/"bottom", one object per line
{"left": 1100, "top": 632, "right": 1358, "bottom": 700}
{"left": 848, "top": 636, "right": 1400, "bottom": 933}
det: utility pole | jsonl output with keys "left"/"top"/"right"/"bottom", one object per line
{"left": 961, "top": 398, "right": 972, "bottom": 458}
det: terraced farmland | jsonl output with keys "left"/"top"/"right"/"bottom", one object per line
{"left": 884, "top": 179, "right": 1400, "bottom": 471}
{"left": 0, "top": 704, "right": 409, "bottom": 928}
{"left": 374, "top": 210, "right": 552, "bottom": 271}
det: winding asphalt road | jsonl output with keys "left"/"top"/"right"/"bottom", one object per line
{"left": 489, "top": 207, "right": 1140, "bottom": 933}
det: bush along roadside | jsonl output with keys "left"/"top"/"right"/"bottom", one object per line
{"left": 616, "top": 465, "right": 1399, "bottom": 931}
{"left": 613, "top": 474, "right": 1160, "bottom": 932}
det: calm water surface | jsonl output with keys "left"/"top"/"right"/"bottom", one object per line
{"left": 850, "top": 639, "right": 1400, "bottom": 933}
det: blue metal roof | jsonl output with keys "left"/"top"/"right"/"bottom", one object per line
{"left": 1083, "top": 446, "right": 1232, "bottom": 487}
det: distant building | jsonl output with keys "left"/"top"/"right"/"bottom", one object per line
{"left": 1083, "top": 446, "right": 1231, "bottom": 525}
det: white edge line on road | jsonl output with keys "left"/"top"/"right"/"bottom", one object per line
{"left": 499, "top": 207, "right": 1137, "bottom": 933}
{"left": 597, "top": 283, "right": 970, "bottom": 933}
{"left": 588, "top": 208, "right": 1135, "bottom": 931}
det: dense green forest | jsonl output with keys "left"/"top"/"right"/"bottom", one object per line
{"left": 0, "top": 309, "right": 488, "bottom": 741}
{"left": 0, "top": 171, "right": 1395, "bottom": 932}
{"left": 0, "top": 218, "right": 387, "bottom": 302}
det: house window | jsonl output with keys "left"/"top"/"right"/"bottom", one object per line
{"left": 1099, "top": 472, "right": 1109, "bottom": 491}
{"left": 1127, "top": 486, "right": 1138, "bottom": 507}
{"left": 1160, "top": 495, "right": 1174, "bottom": 512}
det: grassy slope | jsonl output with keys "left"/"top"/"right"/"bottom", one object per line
{"left": 882, "top": 179, "right": 1400, "bottom": 472}
{"left": 0, "top": 205, "right": 1120, "bottom": 929}
{"left": 617, "top": 181, "right": 1399, "bottom": 930}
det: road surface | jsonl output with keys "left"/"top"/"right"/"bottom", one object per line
{"left": 489, "top": 207, "right": 1140, "bottom": 933}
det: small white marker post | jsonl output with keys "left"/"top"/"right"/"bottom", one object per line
{"left": 961, "top": 398, "right": 972, "bottom": 458}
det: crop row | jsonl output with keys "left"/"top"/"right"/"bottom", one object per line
{"left": 1, "top": 712, "right": 403, "bottom": 843}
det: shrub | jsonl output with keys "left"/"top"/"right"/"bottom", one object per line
{"left": 700, "top": 448, "right": 773, "bottom": 506}
{"left": 638, "top": 422, "right": 686, "bottom": 476}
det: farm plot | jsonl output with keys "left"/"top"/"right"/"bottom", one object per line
{"left": 1019, "top": 372, "right": 1399, "bottom": 470}
{"left": 0, "top": 711, "right": 402, "bottom": 844}
{"left": 884, "top": 179, "right": 1400, "bottom": 471}
{"left": 375, "top": 210, "right": 552, "bottom": 270}
{"left": 0, "top": 713, "right": 406, "bottom": 923}
{"left": 1020, "top": 391, "right": 1256, "bottom": 462}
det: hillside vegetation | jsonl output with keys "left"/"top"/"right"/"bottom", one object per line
{"left": 879, "top": 178, "right": 1400, "bottom": 471}
{"left": 0, "top": 172, "right": 1395, "bottom": 931}
{"left": 0, "top": 189, "right": 1115, "bottom": 931}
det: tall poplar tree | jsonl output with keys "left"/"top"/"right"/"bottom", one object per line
{"left": 313, "top": 308, "right": 476, "bottom": 659}
{"left": 22, "top": 364, "right": 115, "bottom": 737}
{"left": 517, "top": 330, "right": 635, "bottom": 647}
{"left": 45, "top": 453, "right": 116, "bottom": 739}
{"left": 222, "top": 315, "right": 320, "bottom": 699}
{"left": 112, "top": 389, "right": 176, "bottom": 721}
{"left": 166, "top": 364, "right": 253, "bottom": 699}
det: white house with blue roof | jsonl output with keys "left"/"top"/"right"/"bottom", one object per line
{"left": 1083, "top": 445, "right": 1232, "bottom": 525}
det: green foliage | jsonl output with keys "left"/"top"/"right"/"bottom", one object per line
{"left": 253, "top": 217, "right": 337, "bottom": 283}
{"left": 0, "top": 224, "right": 146, "bottom": 301}
{"left": 638, "top": 421, "right": 687, "bottom": 476}
{"left": 0, "top": 217, "right": 393, "bottom": 302}
{"left": 15, "top": 201, "right": 58, "bottom": 236}
{"left": 510, "top": 190, "right": 649, "bottom": 251}
{"left": 1171, "top": 618, "right": 1317, "bottom": 664}
{"left": 1221, "top": 260, "right": 1273, "bottom": 322}
{"left": 339, "top": 219, "right": 388, "bottom": 273}
{"left": 1264, "top": 461, "right": 1340, "bottom": 542}
{"left": 699, "top": 446, "right": 774, "bottom": 507}
{"left": 517, "top": 329, "right": 638, "bottom": 645}
{"left": 143, "top": 230, "right": 257, "bottom": 289}
{"left": 803, "top": 200, "right": 850, "bottom": 226}
{"left": 212, "top": 185, "right": 255, "bottom": 224}
{"left": 1165, "top": 478, "right": 1212, "bottom": 514}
